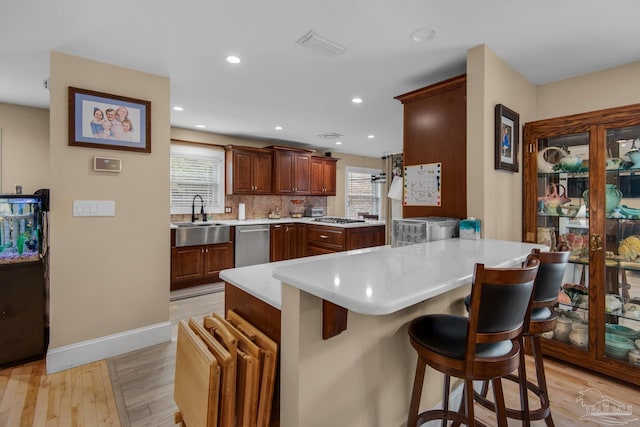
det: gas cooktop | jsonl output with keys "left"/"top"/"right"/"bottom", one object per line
{"left": 313, "top": 217, "right": 366, "bottom": 224}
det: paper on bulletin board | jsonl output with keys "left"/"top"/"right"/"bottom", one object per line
{"left": 403, "top": 163, "right": 441, "bottom": 206}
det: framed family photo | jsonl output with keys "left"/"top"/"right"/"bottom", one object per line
{"left": 68, "top": 87, "right": 151, "bottom": 153}
{"left": 494, "top": 103, "right": 519, "bottom": 172}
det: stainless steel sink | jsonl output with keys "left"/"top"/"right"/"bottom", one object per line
{"left": 173, "top": 222, "right": 230, "bottom": 247}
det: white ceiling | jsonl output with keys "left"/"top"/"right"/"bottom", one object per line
{"left": 1, "top": 0, "right": 639, "bottom": 158}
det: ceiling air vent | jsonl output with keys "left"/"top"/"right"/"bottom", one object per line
{"left": 297, "top": 30, "right": 346, "bottom": 56}
{"left": 317, "top": 132, "right": 344, "bottom": 140}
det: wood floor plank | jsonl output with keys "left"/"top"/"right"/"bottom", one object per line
{"left": 45, "top": 367, "right": 60, "bottom": 427}
{"left": 99, "top": 360, "right": 120, "bottom": 427}
{"left": 8, "top": 362, "right": 33, "bottom": 427}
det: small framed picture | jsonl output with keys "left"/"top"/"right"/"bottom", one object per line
{"left": 495, "top": 104, "right": 519, "bottom": 172}
{"left": 68, "top": 87, "right": 151, "bottom": 153}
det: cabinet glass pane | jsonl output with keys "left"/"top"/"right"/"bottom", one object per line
{"left": 603, "top": 125, "right": 640, "bottom": 364}
{"left": 537, "top": 132, "right": 591, "bottom": 350}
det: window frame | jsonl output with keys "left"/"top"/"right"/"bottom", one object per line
{"left": 344, "top": 166, "right": 383, "bottom": 220}
{"left": 170, "top": 143, "right": 225, "bottom": 215}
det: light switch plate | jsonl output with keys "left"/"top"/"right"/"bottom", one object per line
{"left": 73, "top": 200, "right": 116, "bottom": 217}
{"left": 93, "top": 156, "right": 122, "bottom": 172}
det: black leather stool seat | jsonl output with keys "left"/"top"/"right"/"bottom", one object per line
{"left": 464, "top": 295, "right": 554, "bottom": 323}
{"left": 409, "top": 315, "right": 513, "bottom": 360}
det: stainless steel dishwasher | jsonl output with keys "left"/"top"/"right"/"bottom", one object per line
{"left": 234, "top": 224, "right": 270, "bottom": 267}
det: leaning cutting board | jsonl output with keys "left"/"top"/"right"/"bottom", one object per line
{"left": 210, "top": 312, "right": 260, "bottom": 427}
{"left": 227, "top": 309, "right": 278, "bottom": 427}
{"left": 189, "top": 317, "right": 236, "bottom": 427}
{"left": 174, "top": 320, "right": 220, "bottom": 427}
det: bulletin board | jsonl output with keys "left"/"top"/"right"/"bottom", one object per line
{"left": 403, "top": 163, "right": 441, "bottom": 206}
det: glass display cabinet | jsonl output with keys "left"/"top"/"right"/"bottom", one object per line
{"left": 523, "top": 104, "right": 640, "bottom": 386}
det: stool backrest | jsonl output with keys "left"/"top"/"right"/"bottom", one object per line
{"left": 467, "top": 258, "right": 539, "bottom": 356}
{"left": 528, "top": 248, "right": 570, "bottom": 307}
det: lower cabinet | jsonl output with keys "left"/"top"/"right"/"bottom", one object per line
{"left": 171, "top": 242, "right": 234, "bottom": 290}
{"left": 270, "top": 223, "right": 306, "bottom": 262}
{"left": 307, "top": 224, "right": 385, "bottom": 255}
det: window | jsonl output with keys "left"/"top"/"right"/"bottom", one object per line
{"left": 170, "top": 144, "right": 225, "bottom": 215}
{"left": 345, "top": 166, "right": 382, "bottom": 220}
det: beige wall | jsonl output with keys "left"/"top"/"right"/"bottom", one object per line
{"left": 537, "top": 61, "right": 640, "bottom": 120}
{"left": 466, "top": 45, "right": 537, "bottom": 240}
{"left": 0, "top": 103, "right": 49, "bottom": 194}
{"left": 48, "top": 52, "right": 171, "bottom": 348}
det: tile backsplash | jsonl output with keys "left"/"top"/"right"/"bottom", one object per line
{"left": 171, "top": 195, "right": 328, "bottom": 222}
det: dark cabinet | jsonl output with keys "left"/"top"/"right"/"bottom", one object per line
{"left": 270, "top": 223, "right": 305, "bottom": 262}
{"left": 171, "top": 239, "right": 234, "bottom": 290}
{"left": 225, "top": 146, "right": 273, "bottom": 195}
{"left": 273, "top": 147, "right": 312, "bottom": 195}
{"left": 310, "top": 157, "right": 337, "bottom": 196}
{"left": 306, "top": 224, "right": 385, "bottom": 255}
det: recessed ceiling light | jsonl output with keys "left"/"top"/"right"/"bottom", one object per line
{"left": 226, "top": 55, "right": 241, "bottom": 64}
{"left": 274, "top": 126, "right": 283, "bottom": 130}
{"left": 335, "top": 141, "right": 342, "bottom": 145}
{"left": 368, "top": 134, "right": 375, "bottom": 139}
{"left": 410, "top": 27, "right": 438, "bottom": 43}
{"left": 352, "top": 97, "right": 363, "bottom": 104}
{"left": 172, "top": 106, "right": 184, "bottom": 111}
{"left": 195, "top": 124, "right": 206, "bottom": 129}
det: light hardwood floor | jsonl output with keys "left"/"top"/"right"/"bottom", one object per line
{"left": 2, "top": 289, "right": 639, "bottom": 426}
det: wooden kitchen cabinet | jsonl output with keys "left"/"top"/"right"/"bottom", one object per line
{"left": 523, "top": 102, "right": 640, "bottom": 386}
{"left": 306, "top": 224, "right": 385, "bottom": 255}
{"left": 272, "top": 147, "right": 312, "bottom": 195}
{"left": 171, "top": 239, "right": 234, "bottom": 290}
{"left": 310, "top": 156, "right": 337, "bottom": 196}
{"left": 270, "top": 223, "right": 306, "bottom": 262}
{"left": 225, "top": 146, "right": 273, "bottom": 195}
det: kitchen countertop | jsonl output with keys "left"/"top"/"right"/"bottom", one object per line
{"left": 219, "top": 246, "right": 386, "bottom": 309}
{"left": 170, "top": 217, "right": 386, "bottom": 229}
{"left": 221, "top": 238, "right": 543, "bottom": 315}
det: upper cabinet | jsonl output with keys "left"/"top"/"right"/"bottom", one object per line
{"left": 225, "top": 146, "right": 273, "bottom": 195}
{"left": 272, "top": 147, "right": 313, "bottom": 195}
{"left": 395, "top": 75, "right": 467, "bottom": 219}
{"left": 310, "top": 156, "right": 338, "bottom": 196}
{"left": 523, "top": 103, "right": 640, "bottom": 386}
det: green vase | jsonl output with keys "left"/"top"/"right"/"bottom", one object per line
{"left": 582, "top": 184, "right": 623, "bottom": 214}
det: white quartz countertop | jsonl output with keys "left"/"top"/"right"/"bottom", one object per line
{"left": 171, "top": 217, "right": 385, "bottom": 229}
{"left": 220, "top": 246, "right": 386, "bottom": 309}
{"left": 221, "top": 238, "right": 543, "bottom": 315}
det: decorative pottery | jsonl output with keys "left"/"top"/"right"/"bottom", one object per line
{"left": 605, "top": 332, "right": 635, "bottom": 359}
{"left": 627, "top": 149, "right": 640, "bottom": 168}
{"left": 537, "top": 146, "right": 567, "bottom": 173}
{"left": 559, "top": 153, "right": 583, "bottom": 172}
{"left": 629, "top": 349, "right": 640, "bottom": 366}
{"left": 537, "top": 227, "right": 556, "bottom": 250}
{"left": 569, "top": 323, "right": 589, "bottom": 349}
{"left": 554, "top": 316, "right": 572, "bottom": 342}
{"left": 605, "top": 157, "right": 624, "bottom": 170}
{"left": 539, "top": 183, "right": 570, "bottom": 215}
{"left": 582, "top": 184, "right": 622, "bottom": 214}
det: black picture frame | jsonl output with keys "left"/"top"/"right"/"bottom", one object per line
{"left": 495, "top": 103, "right": 519, "bottom": 172}
{"left": 68, "top": 87, "right": 151, "bottom": 153}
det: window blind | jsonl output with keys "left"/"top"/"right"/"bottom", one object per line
{"left": 170, "top": 144, "right": 224, "bottom": 214}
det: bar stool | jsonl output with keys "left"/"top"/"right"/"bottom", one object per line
{"left": 407, "top": 258, "right": 540, "bottom": 427}
{"left": 471, "top": 249, "right": 569, "bottom": 426}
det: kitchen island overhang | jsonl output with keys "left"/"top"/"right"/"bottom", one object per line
{"left": 221, "top": 238, "right": 544, "bottom": 427}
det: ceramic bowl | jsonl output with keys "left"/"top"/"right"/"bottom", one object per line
{"left": 560, "top": 155, "right": 583, "bottom": 172}
{"left": 606, "top": 157, "right": 624, "bottom": 170}
{"left": 605, "top": 332, "right": 635, "bottom": 359}
{"left": 629, "top": 349, "right": 640, "bottom": 366}
{"left": 606, "top": 323, "right": 639, "bottom": 340}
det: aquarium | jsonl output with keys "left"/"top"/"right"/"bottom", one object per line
{"left": 0, "top": 195, "right": 42, "bottom": 265}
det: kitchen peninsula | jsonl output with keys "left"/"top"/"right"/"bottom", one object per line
{"left": 220, "top": 238, "right": 543, "bottom": 427}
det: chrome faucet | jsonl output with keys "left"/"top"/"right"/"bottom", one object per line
{"left": 192, "top": 195, "right": 205, "bottom": 222}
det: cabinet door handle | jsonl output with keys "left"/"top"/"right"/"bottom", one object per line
{"left": 320, "top": 235, "right": 328, "bottom": 239}
{"left": 205, "top": 248, "right": 209, "bottom": 253}
{"left": 589, "top": 234, "right": 603, "bottom": 252}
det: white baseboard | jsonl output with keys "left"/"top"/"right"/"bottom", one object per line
{"left": 46, "top": 321, "right": 172, "bottom": 374}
